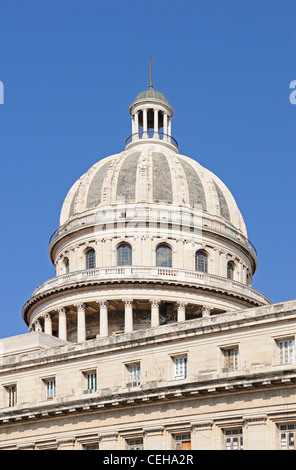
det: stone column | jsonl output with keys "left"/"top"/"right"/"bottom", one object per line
{"left": 124, "top": 299, "right": 133, "bottom": 333}
{"left": 97, "top": 300, "right": 108, "bottom": 337}
{"left": 163, "top": 113, "right": 168, "bottom": 140}
{"left": 134, "top": 111, "right": 139, "bottom": 139}
{"left": 44, "top": 313, "right": 52, "bottom": 335}
{"left": 150, "top": 299, "right": 160, "bottom": 327}
{"left": 177, "top": 302, "right": 187, "bottom": 322}
{"left": 34, "top": 319, "right": 42, "bottom": 332}
{"left": 58, "top": 308, "right": 67, "bottom": 341}
{"left": 143, "top": 108, "right": 148, "bottom": 138}
{"left": 76, "top": 303, "right": 86, "bottom": 342}
{"left": 168, "top": 116, "right": 172, "bottom": 136}
{"left": 153, "top": 108, "right": 159, "bottom": 138}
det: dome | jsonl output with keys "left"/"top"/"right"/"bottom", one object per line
{"left": 60, "top": 145, "right": 247, "bottom": 237}
{"left": 134, "top": 88, "right": 169, "bottom": 105}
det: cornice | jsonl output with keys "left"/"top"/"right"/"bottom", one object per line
{"left": 0, "top": 369, "right": 295, "bottom": 427}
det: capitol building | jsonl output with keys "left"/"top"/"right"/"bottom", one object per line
{"left": 0, "top": 68, "right": 295, "bottom": 451}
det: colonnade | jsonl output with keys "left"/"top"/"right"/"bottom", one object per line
{"left": 30, "top": 300, "right": 213, "bottom": 343}
{"left": 131, "top": 108, "right": 172, "bottom": 141}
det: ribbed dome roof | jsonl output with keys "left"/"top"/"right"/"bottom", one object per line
{"left": 134, "top": 87, "right": 169, "bottom": 104}
{"left": 60, "top": 146, "right": 247, "bottom": 237}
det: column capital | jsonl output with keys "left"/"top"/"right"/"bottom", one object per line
{"left": 75, "top": 303, "right": 86, "bottom": 311}
{"left": 201, "top": 305, "right": 212, "bottom": 317}
{"left": 96, "top": 300, "right": 109, "bottom": 308}
{"left": 123, "top": 298, "right": 133, "bottom": 307}
{"left": 34, "top": 319, "right": 42, "bottom": 331}
{"left": 58, "top": 307, "right": 66, "bottom": 316}
{"left": 149, "top": 298, "right": 161, "bottom": 307}
{"left": 177, "top": 301, "right": 188, "bottom": 309}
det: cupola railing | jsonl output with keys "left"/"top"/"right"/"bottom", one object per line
{"left": 125, "top": 130, "right": 178, "bottom": 150}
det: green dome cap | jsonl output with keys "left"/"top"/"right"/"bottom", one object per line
{"left": 135, "top": 88, "right": 169, "bottom": 104}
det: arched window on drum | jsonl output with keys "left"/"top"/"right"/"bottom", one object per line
{"left": 117, "top": 243, "right": 132, "bottom": 266}
{"left": 156, "top": 244, "right": 172, "bottom": 268}
{"left": 227, "top": 261, "right": 235, "bottom": 280}
{"left": 85, "top": 248, "right": 96, "bottom": 269}
{"left": 195, "top": 250, "right": 208, "bottom": 273}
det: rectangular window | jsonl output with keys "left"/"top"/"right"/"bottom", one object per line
{"left": 222, "top": 347, "right": 238, "bottom": 371}
{"left": 45, "top": 379, "right": 56, "bottom": 400}
{"left": 174, "top": 433, "right": 191, "bottom": 450}
{"left": 277, "top": 339, "right": 295, "bottom": 365}
{"left": 224, "top": 428, "right": 243, "bottom": 450}
{"left": 84, "top": 444, "right": 100, "bottom": 450}
{"left": 126, "top": 439, "right": 143, "bottom": 450}
{"left": 86, "top": 372, "right": 97, "bottom": 392}
{"left": 174, "top": 356, "right": 188, "bottom": 379}
{"left": 126, "top": 363, "right": 141, "bottom": 387}
{"left": 279, "top": 424, "right": 296, "bottom": 450}
{"left": 6, "top": 385, "right": 17, "bottom": 407}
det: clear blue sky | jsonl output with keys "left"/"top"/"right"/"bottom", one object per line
{"left": 0, "top": 0, "right": 295, "bottom": 339}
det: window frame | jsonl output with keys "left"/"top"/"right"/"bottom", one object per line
{"left": 195, "top": 250, "right": 208, "bottom": 273}
{"left": 227, "top": 261, "right": 235, "bottom": 280}
{"left": 85, "top": 248, "right": 96, "bottom": 269}
{"left": 117, "top": 243, "right": 132, "bottom": 266}
{"left": 172, "top": 355, "right": 188, "bottom": 380}
{"left": 125, "top": 362, "right": 141, "bottom": 387}
{"left": 224, "top": 428, "right": 243, "bottom": 450}
{"left": 156, "top": 244, "right": 172, "bottom": 268}
{"left": 276, "top": 337, "right": 295, "bottom": 365}
{"left": 173, "top": 433, "right": 191, "bottom": 451}
{"left": 221, "top": 346, "right": 239, "bottom": 372}
{"left": 279, "top": 424, "right": 296, "bottom": 450}
{"left": 5, "top": 384, "right": 17, "bottom": 407}
{"left": 44, "top": 378, "right": 56, "bottom": 400}
{"left": 83, "top": 370, "right": 97, "bottom": 393}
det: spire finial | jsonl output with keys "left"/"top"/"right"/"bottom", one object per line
{"left": 149, "top": 56, "right": 153, "bottom": 89}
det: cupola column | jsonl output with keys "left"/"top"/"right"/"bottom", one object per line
{"left": 143, "top": 109, "right": 148, "bottom": 138}
{"left": 124, "top": 298, "right": 133, "bottom": 333}
{"left": 163, "top": 112, "right": 168, "bottom": 141}
{"left": 58, "top": 307, "right": 67, "bottom": 340}
{"left": 134, "top": 112, "right": 139, "bottom": 139}
{"left": 76, "top": 303, "right": 86, "bottom": 342}
{"left": 153, "top": 109, "right": 159, "bottom": 138}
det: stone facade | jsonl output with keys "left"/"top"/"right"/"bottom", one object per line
{"left": 0, "top": 80, "right": 295, "bottom": 450}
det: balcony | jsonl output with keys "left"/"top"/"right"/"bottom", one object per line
{"left": 125, "top": 130, "right": 178, "bottom": 151}
{"left": 31, "top": 266, "right": 270, "bottom": 306}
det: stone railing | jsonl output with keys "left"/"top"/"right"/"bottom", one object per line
{"left": 31, "top": 266, "right": 270, "bottom": 305}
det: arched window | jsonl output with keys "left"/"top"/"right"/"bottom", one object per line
{"left": 227, "top": 261, "right": 234, "bottom": 280}
{"left": 117, "top": 243, "right": 132, "bottom": 266}
{"left": 195, "top": 251, "right": 208, "bottom": 273}
{"left": 64, "top": 258, "right": 69, "bottom": 274}
{"left": 86, "top": 248, "right": 96, "bottom": 269}
{"left": 156, "top": 244, "right": 172, "bottom": 267}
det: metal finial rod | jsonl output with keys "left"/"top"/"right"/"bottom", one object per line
{"left": 149, "top": 56, "right": 153, "bottom": 88}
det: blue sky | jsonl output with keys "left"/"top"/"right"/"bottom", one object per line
{"left": 0, "top": 0, "right": 295, "bottom": 339}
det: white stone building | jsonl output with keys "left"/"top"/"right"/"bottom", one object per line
{"left": 0, "top": 71, "right": 295, "bottom": 450}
